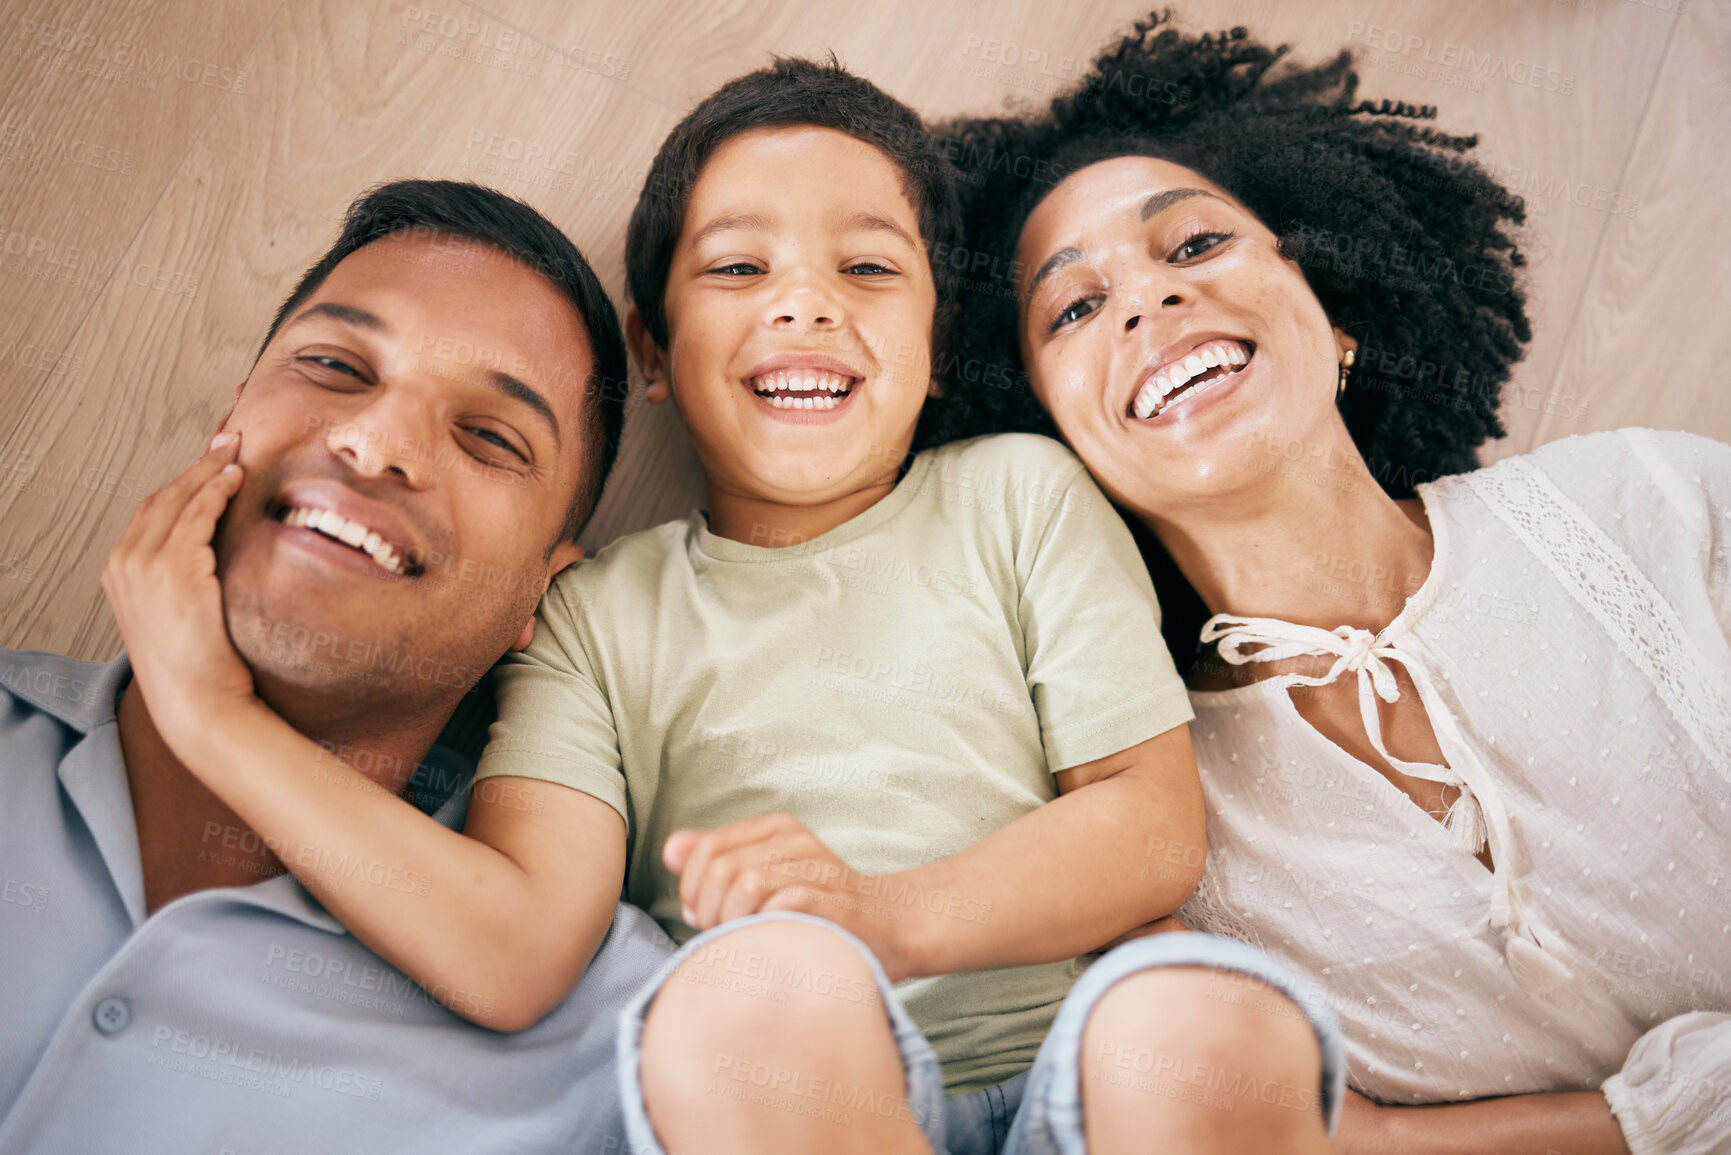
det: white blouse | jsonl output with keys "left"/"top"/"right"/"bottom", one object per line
{"left": 1177, "top": 429, "right": 1731, "bottom": 1154}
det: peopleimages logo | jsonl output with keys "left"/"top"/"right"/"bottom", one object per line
{"left": 15, "top": 20, "right": 249, "bottom": 91}
{"left": 148, "top": 1026, "right": 382, "bottom": 1100}
{"left": 1345, "top": 21, "right": 1576, "bottom": 94}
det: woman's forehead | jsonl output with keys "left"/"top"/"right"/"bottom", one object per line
{"left": 1021, "top": 156, "right": 1235, "bottom": 255}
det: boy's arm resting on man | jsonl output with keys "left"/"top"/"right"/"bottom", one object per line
{"left": 669, "top": 722, "right": 1204, "bottom": 983}
{"left": 188, "top": 710, "right": 624, "bottom": 1032}
{"left": 104, "top": 436, "right": 625, "bottom": 1032}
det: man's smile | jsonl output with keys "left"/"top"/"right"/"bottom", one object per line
{"left": 264, "top": 479, "right": 427, "bottom": 578}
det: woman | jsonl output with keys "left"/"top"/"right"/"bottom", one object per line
{"left": 925, "top": 14, "right": 1731, "bottom": 1155}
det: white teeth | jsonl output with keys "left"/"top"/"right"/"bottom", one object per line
{"left": 750, "top": 369, "right": 854, "bottom": 396}
{"left": 1129, "top": 339, "right": 1253, "bottom": 420}
{"left": 751, "top": 366, "right": 851, "bottom": 411}
{"left": 762, "top": 392, "right": 843, "bottom": 411}
{"left": 280, "top": 504, "right": 408, "bottom": 574}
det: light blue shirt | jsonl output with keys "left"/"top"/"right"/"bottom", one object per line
{"left": 0, "top": 648, "right": 673, "bottom": 1154}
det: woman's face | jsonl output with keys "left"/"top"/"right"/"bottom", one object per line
{"left": 1015, "top": 156, "right": 1353, "bottom": 518}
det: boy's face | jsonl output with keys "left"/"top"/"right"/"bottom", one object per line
{"left": 652, "top": 126, "right": 936, "bottom": 505}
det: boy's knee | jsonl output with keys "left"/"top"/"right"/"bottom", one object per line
{"left": 1080, "top": 967, "right": 1330, "bottom": 1148}
{"left": 640, "top": 919, "right": 908, "bottom": 1131}
{"left": 1083, "top": 966, "right": 1321, "bottom": 1084}
{"left": 644, "top": 918, "right": 885, "bottom": 1054}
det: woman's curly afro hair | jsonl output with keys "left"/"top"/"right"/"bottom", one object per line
{"left": 917, "top": 11, "right": 1532, "bottom": 663}
{"left": 922, "top": 11, "right": 1532, "bottom": 468}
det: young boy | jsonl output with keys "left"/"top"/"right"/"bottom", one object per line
{"left": 113, "top": 59, "right": 1341, "bottom": 1154}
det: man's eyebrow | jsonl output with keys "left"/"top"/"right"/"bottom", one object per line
{"left": 1026, "top": 247, "right": 1082, "bottom": 303}
{"left": 689, "top": 211, "right": 773, "bottom": 247}
{"left": 286, "top": 301, "right": 388, "bottom": 331}
{"left": 1140, "top": 188, "right": 1226, "bottom": 221}
{"left": 485, "top": 370, "right": 561, "bottom": 448}
{"left": 839, "top": 211, "right": 919, "bottom": 250}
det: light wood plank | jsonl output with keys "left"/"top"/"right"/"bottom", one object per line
{"left": 1531, "top": 0, "right": 1727, "bottom": 450}
{"left": 0, "top": 0, "right": 1717, "bottom": 659}
{"left": 0, "top": 0, "right": 283, "bottom": 444}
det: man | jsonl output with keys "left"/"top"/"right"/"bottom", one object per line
{"left": 0, "top": 180, "right": 672, "bottom": 1154}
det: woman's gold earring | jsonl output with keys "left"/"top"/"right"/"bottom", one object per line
{"left": 1336, "top": 348, "right": 1356, "bottom": 399}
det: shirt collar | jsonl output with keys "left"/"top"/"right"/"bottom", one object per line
{"left": 41, "top": 651, "right": 476, "bottom": 935}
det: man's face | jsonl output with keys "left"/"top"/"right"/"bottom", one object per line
{"left": 214, "top": 231, "right": 591, "bottom": 708}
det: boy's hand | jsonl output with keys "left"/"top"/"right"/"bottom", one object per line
{"left": 102, "top": 432, "right": 256, "bottom": 749}
{"left": 664, "top": 813, "right": 918, "bottom": 980}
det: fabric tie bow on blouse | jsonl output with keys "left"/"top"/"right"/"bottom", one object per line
{"left": 1199, "top": 613, "right": 1577, "bottom": 998}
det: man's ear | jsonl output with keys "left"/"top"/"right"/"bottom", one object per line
{"left": 624, "top": 306, "right": 671, "bottom": 404}
{"left": 510, "top": 541, "right": 586, "bottom": 651}
{"left": 548, "top": 540, "right": 585, "bottom": 579}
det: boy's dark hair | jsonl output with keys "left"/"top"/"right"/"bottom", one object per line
{"left": 624, "top": 55, "right": 964, "bottom": 446}
{"left": 259, "top": 179, "right": 628, "bottom": 542}
{"left": 933, "top": 12, "right": 1532, "bottom": 668}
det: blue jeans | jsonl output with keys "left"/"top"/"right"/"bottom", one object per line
{"left": 617, "top": 912, "right": 1345, "bottom": 1154}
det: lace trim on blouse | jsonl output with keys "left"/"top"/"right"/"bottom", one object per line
{"left": 1463, "top": 457, "right": 1731, "bottom": 771}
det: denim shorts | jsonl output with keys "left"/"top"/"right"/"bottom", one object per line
{"left": 617, "top": 912, "right": 1344, "bottom": 1155}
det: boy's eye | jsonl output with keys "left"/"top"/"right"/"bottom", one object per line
{"left": 1048, "top": 296, "right": 1100, "bottom": 333}
{"left": 1171, "top": 230, "right": 1233, "bottom": 262}
{"left": 844, "top": 261, "right": 895, "bottom": 276}
{"left": 708, "top": 261, "right": 763, "bottom": 276}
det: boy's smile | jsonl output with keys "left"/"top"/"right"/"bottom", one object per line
{"left": 632, "top": 125, "right": 937, "bottom": 543}
{"left": 744, "top": 350, "right": 862, "bottom": 416}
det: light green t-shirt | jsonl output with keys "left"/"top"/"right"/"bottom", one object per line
{"left": 478, "top": 433, "right": 1194, "bottom": 1093}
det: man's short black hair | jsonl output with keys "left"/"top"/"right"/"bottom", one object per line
{"left": 259, "top": 179, "right": 627, "bottom": 541}
{"left": 624, "top": 56, "right": 963, "bottom": 440}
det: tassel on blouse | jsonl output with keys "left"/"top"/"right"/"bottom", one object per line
{"left": 1201, "top": 611, "right": 1578, "bottom": 1002}
{"left": 1505, "top": 932, "right": 1574, "bottom": 996}
{"left": 1443, "top": 788, "right": 1487, "bottom": 855}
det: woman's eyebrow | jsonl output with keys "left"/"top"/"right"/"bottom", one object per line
{"left": 1026, "top": 247, "right": 1082, "bottom": 302}
{"left": 1026, "top": 188, "right": 1234, "bottom": 303}
{"left": 1140, "top": 188, "right": 1226, "bottom": 221}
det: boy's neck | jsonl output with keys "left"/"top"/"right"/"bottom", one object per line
{"left": 706, "top": 474, "right": 903, "bottom": 547}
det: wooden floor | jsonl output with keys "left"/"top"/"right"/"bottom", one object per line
{"left": 1, "top": 0, "right": 1723, "bottom": 659}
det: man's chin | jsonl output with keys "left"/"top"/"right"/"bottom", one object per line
{"left": 230, "top": 608, "right": 403, "bottom": 699}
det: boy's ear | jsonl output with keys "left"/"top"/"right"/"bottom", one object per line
{"left": 624, "top": 306, "right": 671, "bottom": 404}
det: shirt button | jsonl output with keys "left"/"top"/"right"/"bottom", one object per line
{"left": 92, "top": 996, "right": 131, "bottom": 1035}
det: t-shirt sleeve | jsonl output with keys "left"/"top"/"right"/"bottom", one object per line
{"left": 1016, "top": 462, "right": 1193, "bottom": 772}
{"left": 474, "top": 579, "right": 629, "bottom": 826}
